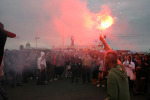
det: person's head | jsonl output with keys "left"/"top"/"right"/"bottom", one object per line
{"left": 124, "top": 55, "right": 128, "bottom": 61}
{"left": 41, "top": 52, "right": 45, "bottom": 59}
{"left": 128, "top": 56, "right": 132, "bottom": 62}
{"left": 137, "top": 57, "right": 142, "bottom": 65}
{"left": 5, "top": 49, "right": 9, "bottom": 54}
{"left": 135, "top": 53, "right": 139, "bottom": 60}
{"left": 102, "top": 67, "right": 106, "bottom": 72}
{"left": 144, "top": 55, "right": 148, "bottom": 61}
{"left": 104, "top": 50, "right": 118, "bottom": 68}
{"left": 0, "top": 22, "right": 4, "bottom": 29}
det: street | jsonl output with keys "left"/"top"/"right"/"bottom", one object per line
{"left": 2, "top": 78, "right": 148, "bottom": 100}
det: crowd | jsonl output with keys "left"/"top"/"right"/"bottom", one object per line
{"left": 2, "top": 49, "right": 104, "bottom": 86}
{"left": 119, "top": 53, "right": 150, "bottom": 94}
{"left": 1, "top": 48, "right": 150, "bottom": 95}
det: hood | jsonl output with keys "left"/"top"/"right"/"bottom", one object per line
{"left": 41, "top": 52, "right": 45, "bottom": 57}
{"left": 111, "top": 64, "right": 127, "bottom": 80}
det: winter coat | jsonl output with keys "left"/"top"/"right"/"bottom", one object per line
{"left": 0, "top": 29, "right": 7, "bottom": 65}
{"left": 106, "top": 65, "right": 130, "bottom": 100}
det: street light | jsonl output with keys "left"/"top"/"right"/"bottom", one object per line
{"left": 35, "top": 36, "right": 39, "bottom": 52}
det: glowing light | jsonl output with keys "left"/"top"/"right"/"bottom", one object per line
{"left": 97, "top": 15, "right": 114, "bottom": 30}
{"left": 101, "top": 16, "right": 114, "bottom": 29}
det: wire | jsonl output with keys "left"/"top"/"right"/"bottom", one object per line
{"left": 106, "top": 33, "right": 150, "bottom": 37}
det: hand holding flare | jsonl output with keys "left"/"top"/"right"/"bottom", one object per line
{"left": 99, "top": 34, "right": 111, "bottom": 51}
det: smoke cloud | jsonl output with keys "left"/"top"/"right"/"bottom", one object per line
{"left": 33, "top": 0, "right": 115, "bottom": 47}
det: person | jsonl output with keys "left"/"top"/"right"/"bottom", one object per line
{"left": 101, "top": 66, "right": 108, "bottom": 87}
{"left": 57, "top": 54, "right": 65, "bottom": 80}
{"left": 82, "top": 52, "right": 92, "bottom": 84}
{"left": 91, "top": 55, "right": 99, "bottom": 85}
{"left": 0, "top": 22, "right": 16, "bottom": 100}
{"left": 45, "top": 51, "right": 52, "bottom": 82}
{"left": 0, "top": 58, "right": 9, "bottom": 100}
{"left": 52, "top": 52, "right": 57, "bottom": 80}
{"left": 133, "top": 53, "right": 139, "bottom": 68}
{"left": 97, "top": 56, "right": 104, "bottom": 87}
{"left": 123, "top": 56, "right": 135, "bottom": 90}
{"left": 100, "top": 35, "right": 130, "bottom": 100}
{"left": 37, "top": 52, "right": 47, "bottom": 85}
{"left": 23, "top": 51, "right": 30, "bottom": 83}
{"left": 3, "top": 49, "right": 11, "bottom": 85}
{"left": 65, "top": 57, "right": 71, "bottom": 78}
{"left": 143, "top": 55, "right": 150, "bottom": 94}
{"left": 0, "top": 22, "right": 16, "bottom": 65}
{"left": 10, "top": 50, "right": 17, "bottom": 88}
{"left": 134, "top": 57, "right": 147, "bottom": 94}
{"left": 29, "top": 49, "right": 37, "bottom": 79}
{"left": 15, "top": 51, "right": 24, "bottom": 86}
{"left": 71, "top": 55, "right": 79, "bottom": 83}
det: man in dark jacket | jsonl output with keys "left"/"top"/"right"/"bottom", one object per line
{"left": 0, "top": 22, "right": 16, "bottom": 64}
{"left": 0, "top": 22, "right": 16, "bottom": 100}
{"left": 100, "top": 35, "right": 130, "bottom": 100}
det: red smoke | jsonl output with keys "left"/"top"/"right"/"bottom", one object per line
{"left": 35, "top": 0, "right": 117, "bottom": 48}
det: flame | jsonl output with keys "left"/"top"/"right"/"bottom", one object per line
{"left": 97, "top": 15, "right": 114, "bottom": 30}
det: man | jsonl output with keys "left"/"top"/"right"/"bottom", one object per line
{"left": 71, "top": 54, "right": 80, "bottom": 83}
{"left": 135, "top": 57, "right": 147, "bottom": 94}
{"left": 52, "top": 52, "right": 57, "bottom": 80}
{"left": 0, "top": 22, "right": 16, "bottom": 100}
{"left": 97, "top": 56, "right": 104, "bottom": 87}
{"left": 133, "top": 53, "right": 139, "bottom": 68}
{"left": 100, "top": 35, "right": 130, "bottom": 100}
{"left": 37, "top": 52, "right": 47, "bottom": 85}
{"left": 45, "top": 51, "right": 52, "bottom": 82}
{"left": 29, "top": 49, "right": 37, "bottom": 79}
{"left": 82, "top": 52, "right": 92, "bottom": 84}
{"left": 0, "top": 22, "right": 16, "bottom": 65}
{"left": 123, "top": 56, "right": 135, "bottom": 90}
{"left": 0, "top": 58, "right": 9, "bottom": 100}
{"left": 3, "top": 49, "right": 11, "bottom": 85}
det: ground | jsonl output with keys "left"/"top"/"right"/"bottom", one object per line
{"left": 1, "top": 78, "right": 148, "bottom": 100}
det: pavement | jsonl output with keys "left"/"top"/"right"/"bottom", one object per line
{"left": 1, "top": 78, "right": 149, "bottom": 100}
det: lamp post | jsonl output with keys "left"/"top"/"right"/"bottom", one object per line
{"left": 35, "top": 36, "right": 39, "bottom": 52}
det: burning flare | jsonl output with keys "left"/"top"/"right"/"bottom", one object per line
{"left": 97, "top": 15, "right": 114, "bottom": 30}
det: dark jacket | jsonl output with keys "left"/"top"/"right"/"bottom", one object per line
{"left": 0, "top": 29, "right": 7, "bottom": 65}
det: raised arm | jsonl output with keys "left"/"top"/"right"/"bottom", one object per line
{"left": 99, "top": 35, "right": 111, "bottom": 51}
{"left": 5, "top": 30, "right": 16, "bottom": 38}
{"left": 99, "top": 35, "right": 122, "bottom": 65}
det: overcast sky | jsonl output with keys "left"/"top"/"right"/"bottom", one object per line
{"left": 0, "top": 0, "right": 150, "bottom": 52}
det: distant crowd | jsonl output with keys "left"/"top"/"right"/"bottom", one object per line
{"left": 1, "top": 49, "right": 150, "bottom": 95}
